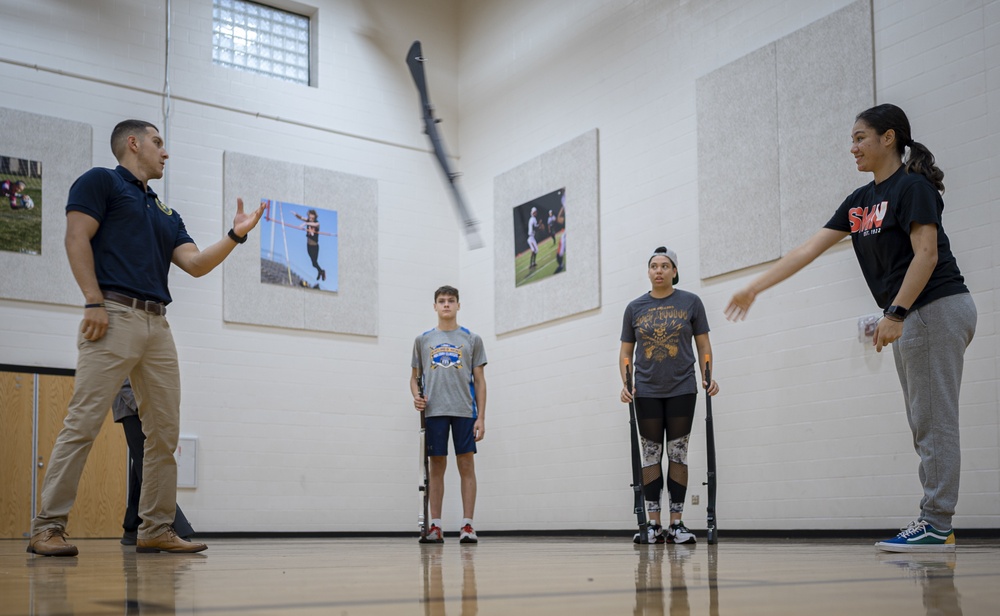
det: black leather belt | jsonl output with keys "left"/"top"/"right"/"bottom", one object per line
{"left": 102, "top": 290, "right": 167, "bottom": 316}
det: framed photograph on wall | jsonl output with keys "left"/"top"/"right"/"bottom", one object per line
{"left": 512, "top": 188, "right": 566, "bottom": 287}
{"left": 0, "top": 155, "right": 42, "bottom": 255}
{"left": 260, "top": 199, "right": 339, "bottom": 293}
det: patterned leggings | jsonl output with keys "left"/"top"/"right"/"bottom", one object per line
{"left": 634, "top": 394, "right": 696, "bottom": 513}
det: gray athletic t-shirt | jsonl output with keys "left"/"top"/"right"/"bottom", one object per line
{"left": 412, "top": 327, "right": 488, "bottom": 418}
{"left": 621, "top": 289, "right": 709, "bottom": 398}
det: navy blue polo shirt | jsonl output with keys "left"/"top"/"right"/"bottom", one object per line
{"left": 66, "top": 166, "right": 194, "bottom": 304}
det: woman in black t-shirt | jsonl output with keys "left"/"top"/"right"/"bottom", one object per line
{"left": 725, "top": 104, "right": 976, "bottom": 553}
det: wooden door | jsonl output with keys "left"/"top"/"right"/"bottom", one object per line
{"left": 0, "top": 372, "right": 35, "bottom": 537}
{"left": 36, "top": 373, "right": 127, "bottom": 538}
{"left": 0, "top": 370, "right": 127, "bottom": 539}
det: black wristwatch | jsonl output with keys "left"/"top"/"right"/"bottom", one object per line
{"left": 883, "top": 305, "right": 908, "bottom": 320}
{"left": 228, "top": 228, "right": 248, "bottom": 244}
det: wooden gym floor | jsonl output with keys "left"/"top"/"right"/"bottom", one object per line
{"left": 2, "top": 536, "right": 997, "bottom": 615}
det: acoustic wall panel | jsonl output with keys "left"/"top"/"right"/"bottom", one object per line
{"left": 697, "top": 0, "right": 873, "bottom": 278}
{"left": 776, "top": 0, "right": 874, "bottom": 252}
{"left": 494, "top": 129, "right": 600, "bottom": 335}
{"left": 697, "top": 44, "right": 781, "bottom": 279}
{"left": 222, "top": 152, "right": 378, "bottom": 336}
{"left": 0, "top": 108, "right": 92, "bottom": 307}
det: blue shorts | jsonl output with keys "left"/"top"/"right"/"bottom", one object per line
{"left": 426, "top": 416, "right": 477, "bottom": 457}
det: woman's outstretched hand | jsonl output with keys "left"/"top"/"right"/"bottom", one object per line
{"left": 725, "top": 287, "right": 757, "bottom": 321}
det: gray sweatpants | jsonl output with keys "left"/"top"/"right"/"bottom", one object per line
{"left": 891, "top": 293, "right": 977, "bottom": 530}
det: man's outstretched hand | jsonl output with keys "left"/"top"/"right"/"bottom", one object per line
{"left": 233, "top": 198, "right": 265, "bottom": 237}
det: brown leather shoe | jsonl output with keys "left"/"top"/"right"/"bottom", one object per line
{"left": 27, "top": 528, "right": 79, "bottom": 557}
{"left": 136, "top": 527, "right": 207, "bottom": 553}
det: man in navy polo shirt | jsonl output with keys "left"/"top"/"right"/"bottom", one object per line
{"left": 28, "top": 119, "right": 264, "bottom": 556}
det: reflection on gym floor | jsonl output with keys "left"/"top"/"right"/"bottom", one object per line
{"left": 2, "top": 537, "right": 997, "bottom": 615}
{"left": 420, "top": 543, "right": 478, "bottom": 616}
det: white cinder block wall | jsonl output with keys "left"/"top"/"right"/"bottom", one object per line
{"left": 0, "top": 0, "right": 996, "bottom": 532}
{"left": 457, "top": 0, "right": 998, "bottom": 531}
{"left": 0, "top": 0, "right": 468, "bottom": 532}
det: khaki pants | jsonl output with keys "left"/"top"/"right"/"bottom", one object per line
{"left": 32, "top": 301, "right": 181, "bottom": 539}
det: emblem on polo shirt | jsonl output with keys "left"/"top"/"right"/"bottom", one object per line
{"left": 155, "top": 197, "right": 172, "bottom": 215}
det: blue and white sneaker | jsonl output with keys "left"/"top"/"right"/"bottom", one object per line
{"left": 875, "top": 520, "right": 956, "bottom": 553}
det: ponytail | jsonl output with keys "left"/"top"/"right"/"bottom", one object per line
{"left": 905, "top": 140, "right": 945, "bottom": 193}
{"left": 856, "top": 104, "right": 945, "bottom": 193}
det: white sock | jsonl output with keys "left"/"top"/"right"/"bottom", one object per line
{"left": 462, "top": 518, "right": 474, "bottom": 528}
{"left": 431, "top": 519, "right": 442, "bottom": 528}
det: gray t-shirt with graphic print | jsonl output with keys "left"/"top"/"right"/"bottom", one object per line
{"left": 621, "top": 289, "right": 709, "bottom": 398}
{"left": 412, "top": 326, "right": 488, "bottom": 418}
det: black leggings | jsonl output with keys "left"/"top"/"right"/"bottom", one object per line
{"left": 634, "top": 394, "right": 696, "bottom": 513}
{"left": 307, "top": 242, "right": 322, "bottom": 273}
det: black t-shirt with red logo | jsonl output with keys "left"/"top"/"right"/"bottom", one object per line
{"left": 824, "top": 166, "right": 967, "bottom": 310}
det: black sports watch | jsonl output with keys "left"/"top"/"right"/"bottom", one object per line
{"left": 228, "top": 228, "right": 248, "bottom": 244}
{"left": 883, "top": 305, "right": 908, "bottom": 320}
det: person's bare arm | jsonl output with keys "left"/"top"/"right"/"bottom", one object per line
{"left": 619, "top": 341, "right": 636, "bottom": 403}
{"left": 65, "top": 211, "right": 107, "bottom": 341}
{"left": 473, "top": 365, "right": 486, "bottom": 441}
{"left": 872, "top": 222, "right": 938, "bottom": 352}
{"left": 694, "top": 333, "right": 719, "bottom": 396}
{"left": 172, "top": 198, "right": 265, "bottom": 277}
{"left": 725, "top": 228, "right": 847, "bottom": 321}
{"left": 411, "top": 367, "right": 426, "bottom": 411}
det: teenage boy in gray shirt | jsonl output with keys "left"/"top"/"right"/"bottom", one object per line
{"left": 411, "top": 285, "right": 487, "bottom": 543}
